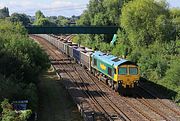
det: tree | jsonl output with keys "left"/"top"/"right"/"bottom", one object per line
{"left": 56, "top": 16, "right": 69, "bottom": 26}
{"left": 1, "top": 99, "right": 32, "bottom": 121}
{"left": 35, "top": 10, "right": 45, "bottom": 20}
{"left": 34, "top": 11, "right": 56, "bottom": 26}
{"left": 34, "top": 18, "right": 57, "bottom": 26}
{"left": 0, "top": 19, "right": 27, "bottom": 35}
{"left": 9, "top": 13, "right": 31, "bottom": 26}
{"left": 120, "top": 0, "right": 174, "bottom": 47}
{"left": 77, "top": 10, "right": 91, "bottom": 25}
{"left": 0, "top": 7, "right": 9, "bottom": 19}
{"left": 47, "top": 16, "right": 57, "bottom": 23}
{"left": 76, "top": 0, "right": 133, "bottom": 46}
{"left": 170, "top": 8, "right": 180, "bottom": 40}
{"left": 102, "top": 0, "right": 123, "bottom": 25}
{"left": 0, "top": 20, "right": 50, "bottom": 112}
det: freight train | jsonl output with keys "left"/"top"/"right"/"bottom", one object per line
{"left": 37, "top": 34, "right": 140, "bottom": 91}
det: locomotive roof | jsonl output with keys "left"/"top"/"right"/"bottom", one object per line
{"left": 92, "top": 51, "right": 135, "bottom": 67}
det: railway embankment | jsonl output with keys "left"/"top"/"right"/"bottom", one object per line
{"left": 32, "top": 35, "right": 180, "bottom": 121}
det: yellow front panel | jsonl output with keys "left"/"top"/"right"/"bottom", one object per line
{"left": 117, "top": 65, "right": 140, "bottom": 88}
{"left": 114, "top": 74, "right": 118, "bottom": 82}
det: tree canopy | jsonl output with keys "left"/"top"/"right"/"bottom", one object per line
{"left": 9, "top": 13, "right": 31, "bottom": 26}
{"left": 120, "top": 0, "right": 174, "bottom": 47}
{"left": 33, "top": 10, "right": 57, "bottom": 26}
{"left": 0, "top": 7, "right": 9, "bottom": 19}
{"left": 56, "top": 16, "right": 69, "bottom": 26}
{"left": 35, "top": 10, "right": 45, "bottom": 20}
{"left": 0, "top": 19, "right": 50, "bottom": 117}
{"left": 1, "top": 99, "right": 32, "bottom": 121}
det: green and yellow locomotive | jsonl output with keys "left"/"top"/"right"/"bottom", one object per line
{"left": 91, "top": 51, "right": 140, "bottom": 91}
{"left": 37, "top": 34, "right": 140, "bottom": 92}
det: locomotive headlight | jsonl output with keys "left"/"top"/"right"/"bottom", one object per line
{"left": 134, "top": 80, "right": 138, "bottom": 83}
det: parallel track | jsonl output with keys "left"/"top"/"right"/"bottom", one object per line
{"left": 31, "top": 35, "right": 123, "bottom": 120}
{"left": 31, "top": 34, "right": 180, "bottom": 121}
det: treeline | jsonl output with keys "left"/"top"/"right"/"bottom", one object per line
{"left": 0, "top": 19, "right": 50, "bottom": 120}
{"left": 33, "top": 10, "right": 79, "bottom": 27}
{"left": 73, "top": 0, "right": 180, "bottom": 104}
{"left": 0, "top": 7, "right": 79, "bottom": 27}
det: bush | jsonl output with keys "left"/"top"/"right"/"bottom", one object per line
{"left": 0, "top": 20, "right": 50, "bottom": 114}
{"left": 1, "top": 99, "right": 32, "bottom": 121}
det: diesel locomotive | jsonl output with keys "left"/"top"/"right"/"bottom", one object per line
{"left": 36, "top": 34, "right": 140, "bottom": 91}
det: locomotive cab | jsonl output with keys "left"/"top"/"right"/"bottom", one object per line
{"left": 115, "top": 64, "right": 140, "bottom": 88}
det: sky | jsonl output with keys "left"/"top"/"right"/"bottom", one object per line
{"left": 0, "top": 0, "right": 179, "bottom": 17}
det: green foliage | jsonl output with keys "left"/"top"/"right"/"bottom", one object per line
{"left": 0, "top": 19, "right": 27, "bottom": 35}
{"left": 111, "top": 44, "right": 128, "bottom": 57}
{"left": 0, "top": 75, "right": 20, "bottom": 100}
{"left": 0, "top": 20, "right": 50, "bottom": 113}
{"left": 111, "top": 29, "right": 131, "bottom": 57}
{"left": 76, "top": 0, "right": 129, "bottom": 47}
{"left": 158, "top": 58, "right": 180, "bottom": 103}
{"left": 102, "top": 0, "right": 123, "bottom": 25}
{"left": 0, "top": 76, "right": 38, "bottom": 110}
{"left": 33, "top": 10, "right": 57, "bottom": 27}
{"left": 170, "top": 8, "right": 180, "bottom": 40}
{"left": 8, "top": 13, "right": 31, "bottom": 26}
{"left": 77, "top": 11, "right": 90, "bottom": 25}
{"left": 35, "top": 10, "right": 45, "bottom": 20}
{"left": 47, "top": 16, "right": 57, "bottom": 23}
{"left": 34, "top": 17, "right": 57, "bottom": 27}
{"left": 0, "top": 28, "right": 50, "bottom": 83}
{"left": 162, "top": 58, "right": 180, "bottom": 88}
{"left": 0, "top": 7, "right": 9, "bottom": 19}
{"left": 23, "top": 83, "right": 38, "bottom": 110}
{"left": 1, "top": 99, "right": 32, "bottom": 121}
{"left": 120, "top": 0, "right": 174, "bottom": 47}
{"left": 56, "top": 16, "right": 69, "bottom": 26}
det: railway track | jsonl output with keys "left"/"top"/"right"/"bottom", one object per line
{"left": 71, "top": 64, "right": 131, "bottom": 121}
{"left": 139, "top": 85, "right": 180, "bottom": 115}
{"left": 40, "top": 36, "right": 128, "bottom": 121}
{"left": 30, "top": 34, "right": 180, "bottom": 121}
{"left": 62, "top": 61, "right": 122, "bottom": 121}
{"left": 31, "top": 35, "right": 120, "bottom": 120}
{"left": 37, "top": 35, "right": 147, "bottom": 120}
{"left": 85, "top": 68, "right": 180, "bottom": 121}
{"left": 136, "top": 86, "right": 180, "bottom": 121}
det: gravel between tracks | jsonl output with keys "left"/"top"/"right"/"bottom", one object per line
{"left": 31, "top": 35, "right": 180, "bottom": 121}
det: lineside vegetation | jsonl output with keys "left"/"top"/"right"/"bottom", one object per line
{"left": 0, "top": 19, "right": 50, "bottom": 120}
{"left": 73, "top": 0, "right": 180, "bottom": 105}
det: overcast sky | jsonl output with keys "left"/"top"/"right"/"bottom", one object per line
{"left": 0, "top": 0, "right": 179, "bottom": 17}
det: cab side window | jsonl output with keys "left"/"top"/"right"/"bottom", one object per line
{"left": 108, "top": 67, "right": 112, "bottom": 76}
{"left": 93, "top": 58, "right": 97, "bottom": 66}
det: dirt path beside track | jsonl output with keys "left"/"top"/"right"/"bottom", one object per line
{"left": 37, "top": 68, "right": 82, "bottom": 121}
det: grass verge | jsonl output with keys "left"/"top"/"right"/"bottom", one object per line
{"left": 37, "top": 67, "right": 83, "bottom": 121}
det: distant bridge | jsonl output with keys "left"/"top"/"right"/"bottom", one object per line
{"left": 26, "top": 26, "right": 119, "bottom": 34}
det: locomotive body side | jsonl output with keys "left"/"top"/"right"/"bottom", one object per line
{"left": 91, "top": 51, "right": 140, "bottom": 89}
{"left": 36, "top": 34, "right": 140, "bottom": 90}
